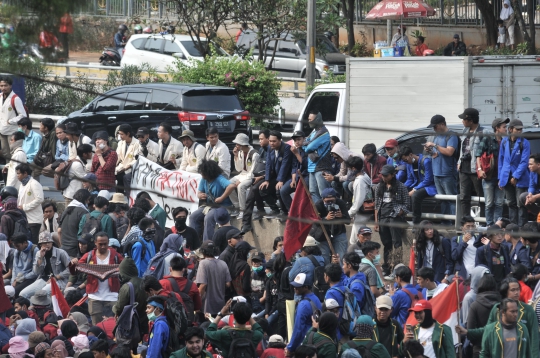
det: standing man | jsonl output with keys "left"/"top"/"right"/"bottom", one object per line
{"left": 91, "top": 131, "right": 118, "bottom": 192}
{"left": 17, "top": 117, "right": 41, "bottom": 166}
{"left": 384, "top": 139, "right": 407, "bottom": 183}
{"left": 229, "top": 133, "right": 258, "bottom": 218}
{"left": 204, "top": 127, "right": 231, "bottom": 178}
{"left": 16, "top": 163, "right": 44, "bottom": 244}
{"left": 179, "top": 129, "right": 206, "bottom": 173}
{"left": 196, "top": 241, "right": 232, "bottom": 315}
{"left": 359, "top": 241, "right": 385, "bottom": 298}
{"left": 476, "top": 118, "right": 508, "bottom": 226}
{"left": 374, "top": 165, "right": 410, "bottom": 276}
{"left": 425, "top": 115, "right": 459, "bottom": 219}
{"left": 498, "top": 119, "right": 530, "bottom": 226}
{"left": 115, "top": 124, "right": 139, "bottom": 195}
{"left": 58, "top": 13, "right": 73, "bottom": 58}
{"left": 475, "top": 225, "right": 511, "bottom": 284}
{"left": 458, "top": 108, "right": 488, "bottom": 218}
{"left": 157, "top": 122, "right": 183, "bottom": 170}
{"left": 520, "top": 153, "right": 540, "bottom": 218}
{"left": 373, "top": 295, "right": 404, "bottom": 357}
{"left": 3, "top": 131, "right": 26, "bottom": 189}
{"left": 0, "top": 76, "right": 27, "bottom": 161}
{"left": 34, "top": 118, "right": 57, "bottom": 180}
{"left": 304, "top": 110, "right": 333, "bottom": 202}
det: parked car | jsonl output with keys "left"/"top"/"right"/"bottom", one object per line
{"left": 236, "top": 31, "right": 347, "bottom": 78}
{"left": 61, "top": 83, "right": 251, "bottom": 149}
{"left": 121, "top": 34, "right": 230, "bottom": 72}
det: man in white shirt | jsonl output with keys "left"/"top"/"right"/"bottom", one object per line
{"left": 179, "top": 129, "right": 206, "bottom": 173}
{"left": 229, "top": 133, "right": 258, "bottom": 218}
{"left": 3, "top": 131, "right": 27, "bottom": 190}
{"left": 63, "top": 144, "right": 93, "bottom": 204}
{"left": 451, "top": 215, "right": 482, "bottom": 280}
{"left": 123, "top": 127, "right": 159, "bottom": 198}
{"left": 157, "top": 122, "right": 183, "bottom": 170}
{"left": 416, "top": 267, "right": 448, "bottom": 300}
{"left": 16, "top": 163, "right": 44, "bottom": 244}
{"left": 115, "top": 124, "right": 140, "bottom": 194}
{"left": 0, "top": 76, "right": 27, "bottom": 161}
{"left": 204, "top": 127, "right": 231, "bottom": 178}
{"left": 65, "top": 123, "right": 93, "bottom": 163}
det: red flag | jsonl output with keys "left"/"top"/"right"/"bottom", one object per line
{"left": 50, "top": 277, "right": 70, "bottom": 318}
{"left": 409, "top": 246, "right": 415, "bottom": 282}
{"left": 283, "top": 177, "right": 319, "bottom": 259}
{"left": 74, "top": 294, "right": 88, "bottom": 307}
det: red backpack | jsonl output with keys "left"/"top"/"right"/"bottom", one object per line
{"left": 11, "top": 94, "right": 29, "bottom": 117}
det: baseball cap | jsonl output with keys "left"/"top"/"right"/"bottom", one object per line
{"left": 427, "top": 114, "right": 446, "bottom": 128}
{"left": 136, "top": 127, "right": 150, "bottom": 136}
{"left": 458, "top": 108, "right": 479, "bottom": 120}
{"left": 235, "top": 241, "right": 256, "bottom": 252}
{"left": 509, "top": 119, "right": 524, "bottom": 129}
{"left": 84, "top": 173, "right": 97, "bottom": 182}
{"left": 376, "top": 295, "right": 393, "bottom": 309}
{"left": 38, "top": 232, "right": 54, "bottom": 245}
{"left": 380, "top": 165, "right": 396, "bottom": 176}
{"left": 355, "top": 315, "right": 375, "bottom": 326}
{"left": 384, "top": 139, "right": 398, "bottom": 148}
{"left": 325, "top": 298, "right": 341, "bottom": 310}
{"left": 358, "top": 226, "right": 372, "bottom": 235}
{"left": 453, "top": 34, "right": 460, "bottom": 39}
{"left": 291, "top": 130, "right": 306, "bottom": 139}
{"left": 492, "top": 118, "right": 510, "bottom": 129}
{"left": 251, "top": 252, "right": 265, "bottom": 262}
{"left": 109, "top": 238, "right": 121, "bottom": 249}
{"left": 214, "top": 207, "right": 230, "bottom": 226}
{"left": 290, "top": 273, "right": 312, "bottom": 287}
{"left": 303, "top": 235, "right": 319, "bottom": 247}
{"left": 321, "top": 188, "right": 337, "bottom": 198}
{"left": 408, "top": 299, "right": 432, "bottom": 312}
{"left": 226, "top": 228, "right": 245, "bottom": 241}
{"left": 200, "top": 241, "right": 215, "bottom": 251}
{"left": 269, "top": 335, "right": 284, "bottom": 344}
{"left": 78, "top": 233, "right": 93, "bottom": 245}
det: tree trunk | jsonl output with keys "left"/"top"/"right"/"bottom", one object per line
{"left": 473, "top": 0, "right": 497, "bottom": 46}
{"left": 512, "top": 0, "right": 532, "bottom": 51}
{"left": 527, "top": 0, "right": 536, "bottom": 54}
{"left": 341, "top": 0, "right": 356, "bottom": 53}
{"left": 333, "top": 4, "right": 340, "bottom": 48}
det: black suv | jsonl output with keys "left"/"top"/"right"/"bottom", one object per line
{"left": 62, "top": 83, "right": 251, "bottom": 148}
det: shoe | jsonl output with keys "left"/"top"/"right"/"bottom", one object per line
{"left": 252, "top": 212, "right": 264, "bottom": 221}
{"left": 237, "top": 211, "right": 244, "bottom": 219}
{"left": 229, "top": 209, "right": 240, "bottom": 217}
{"left": 242, "top": 224, "right": 253, "bottom": 232}
{"left": 263, "top": 210, "right": 281, "bottom": 219}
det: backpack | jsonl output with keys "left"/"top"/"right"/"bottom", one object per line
{"left": 306, "top": 331, "right": 335, "bottom": 355}
{"left": 124, "top": 237, "right": 147, "bottom": 260}
{"left": 333, "top": 287, "right": 362, "bottom": 336}
{"left": 163, "top": 292, "right": 189, "bottom": 353}
{"left": 447, "top": 131, "right": 462, "bottom": 161}
{"left": 279, "top": 266, "right": 294, "bottom": 301}
{"left": 307, "top": 255, "right": 329, "bottom": 302}
{"left": 228, "top": 329, "right": 257, "bottom": 358}
{"left": 143, "top": 251, "right": 177, "bottom": 280}
{"left": 6, "top": 212, "right": 32, "bottom": 242}
{"left": 114, "top": 282, "right": 141, "bottom": 352}
{"left": 402, "top": 288, "right": 425, "bottom": 309}
{"left": 167, "top": 277, "right": 195, "bottom": 323}
{"left": 0, "top": 324, "right": 12, "bottom": 347}
{"left": 116, "top": 216, "right": 129, "bottom": 241}
{"left": 81, "top": 213, "right": 105, "bottom": 239}
{"left": 350, "top": 279, "right": 376, "bottom": 318}
{"left": 346, "top": 340, "right": 377, "bottom": 358}
{"left": 54, "top": 159, "right": 82, "bottom": 191}
{"left": 10, "top": 94, "right": 28, "bottom": 117}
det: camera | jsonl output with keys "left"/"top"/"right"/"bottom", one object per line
{"left": 325, "top": 203, "right": 339, "bottom": 213}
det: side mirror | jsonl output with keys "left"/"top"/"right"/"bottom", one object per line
{"left": 172, "top": 52, "right": 186, "bottom": 59}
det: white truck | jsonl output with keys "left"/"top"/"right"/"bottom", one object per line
{"left": 294, "top": 56, "right": 540, "bottom": 154}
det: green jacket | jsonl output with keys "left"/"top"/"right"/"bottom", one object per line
{"left": 150, "top": 204, "right": 167, "bottom": 229}
{"left": 205, "top": 323, "right": 264, "bottom": 358}
{"left": 373, "top": 318, "right": 404, "bottom": 357}
{"left": 467, "top": 301, "right": 539, "bottom": 358}
{"left": 169, "top": 347, "right": 213, "bottom": 358}
{"left": 480, "top": 321, "right": 531, "bottom": 358}
{"left": 78, "top": 210, "right": 115, "bottom": 239}
{"left": 340, "top": 338, "right": 390, "bottom": 358}
{"left": 399, "top": 321, "right": 456, "bottom": 358}
{"left": 302, "top": 329, "right": 338, "bottom": 358}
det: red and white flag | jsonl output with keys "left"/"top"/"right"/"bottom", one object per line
{"left": 405, "top": 281, "right": 460, "bottom": 346}
{"left": 50, "top": 277, "right": 70, "bottom": 318}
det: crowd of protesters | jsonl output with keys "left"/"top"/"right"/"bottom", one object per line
{"left": 1, "top": 74, "right": 540, "bottom": 358}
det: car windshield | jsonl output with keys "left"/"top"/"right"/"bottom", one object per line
{"left": 180, "top": 41, "right": 228, "bottom": 57}
{"left": 297, "top": 36, "right": 340, "bottom": 54}
{"left": 183, "top": 90, "right": 243, "bottom": 112}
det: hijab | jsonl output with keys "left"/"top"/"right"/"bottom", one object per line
{"left": 87, "top": 326, "right": 107, "bottom": 340}
{"left": 71, "top": 334, "right": 89, "bottom": 353}
{"left": 318, "top": 312, "right": 339, "bottom": 340}
{"left": 228, "top": 241, "right": 251, "bottom": 279}
{"left": 500, "top": 0, "right": 514, "bottom": 20}
{"left": 420, "top": 309, "right": 435, "bottom": 328}
{"left": 69, "top": 312, "right": 90, "bottom": 333}
{"left": 51, "top": 340, "right": 69, "bottom": 358}
{"left": 159, "top": 234, "right": 183, "bottom": 254}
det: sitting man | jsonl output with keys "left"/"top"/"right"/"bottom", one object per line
{"left": 443, "top": 34, "right": 467, "bottom": 56}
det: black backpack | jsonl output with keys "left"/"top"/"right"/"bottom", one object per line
{"left": 350, "top": 278, "right": 376, "bottom": 318}
{"left": 114, "top": 282, "right": 141, "bottom": 353}
{"left": 168, "top": 277, "right": 195, "bottom": 323}
{"left": 308, "top": 255, "right": 329, "bottom": 302}
{"left": 124, "top": 238, "right": 147, "bottom": 260}
{"left": 346, "top": 340, "right": 376, "bottom": 358}
{"left": 81, "top": 213, "right": 105, "bottom": 239}
{"left": 279, "top": 266, "right": 294, "bottom": 301}
{"left": 228, "top": 330, "right": 256, "bottom": 358}
{"left": 163, "top": 292, "right": 189, "bottom": 354}
{"left": 6, "top": 212, "right": 32, "bottom": 242}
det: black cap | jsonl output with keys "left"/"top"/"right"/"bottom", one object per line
{"left": 136, "top": 127, "right": 150, "bottom": 136}
{"left": 380, "top": 165, "right": 396, "bottom": 176}
{"left": 458, "top": 108, "right": 479, "bottom": 120}
{"left": 251, "top": 252, "right": 265, "bottom": 262}
{"left": 427, "top": 115, "right": 446, "bottom": 128}
{"left": 291, "top": 130, "right": 306, "bottom": 139}
{"left": 77, "top": 233, "right": 93, "bottom": 245}
{"left": 492, "top": 118, "right": 510, "bottom": 129}
{"left": 200, "top": 241, "right": 215, "bottom": 251}
{"left": 265, "top": 258, "right": 275, "bottom": 269}
{"left": 453, "top": 34, "right": 460, "bottom": 39}
{"left": 235, "top": 240, "right": 256, "bottom": 251}
{"left": 65, "top": 123, "right": 81, "bottom": 135}
{"left": 226, "top": 228, "right": 245, "bottom": 241}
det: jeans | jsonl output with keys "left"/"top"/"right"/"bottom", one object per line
{"left": 190, "top": 207, "right": 219, "bottom": 242}
{"left": 504, "top": 183, "right": 527, "bottom": 226}
{"left": 483, "top": 177, "right": 505, "bottom": 226}
{"left": 318, "top": 232, "right": 348, "bottom": 265}
{"left": 19, "top": 278, "right": 51, "bottom": 299}
{"left": 30, "top": 224, "right": 41, "bottom": 245}
{"left": 280, "top": 176, "right": 309, "bottom": 213}
{"left": 411, "top": 188, "right": 431, "bottom": 224}
{"left": 434, "top": 174, "right": 458, "bottom": 215}
{"left": 309, "top": 171, "right": 331, "bottom": 203}
{"left": 459, "top": 172, "right": 484, "bottom": 218}
{"left": 379, "top": 216, "right": 405, "bottom": 272}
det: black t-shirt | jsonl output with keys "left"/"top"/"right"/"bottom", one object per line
{"left": 164, "top": 226, "right": 200, "bottom": 251}
{"left": 490, "top": 247, "right": 506, "bottom": 283}
{"left": 212, "top": 226, "right": 237, "bottom": 253}
{"left": 41, "top": 250, "right": 53, "bottom": 280}
{"left": 379, "top": 187, "right": 394, "bottom": 219}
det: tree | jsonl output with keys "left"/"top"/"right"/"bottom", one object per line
{"left": 340, "top": 0, "right": 355, "bottom": 52}
{"left": 473, "top": 0, "right": 497, "bottom": 46}
{"left": 511, "top": 0, "right": 535, "bottom": 54}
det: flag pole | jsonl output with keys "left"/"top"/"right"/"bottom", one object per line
{"left": 455, "top": 271, "right": 462, "bottom": 358}
{"left": 297, "top": 171, "right": 336, "bottom": 256}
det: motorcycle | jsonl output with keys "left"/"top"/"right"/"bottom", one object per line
{"left": 99, "top": 47, "right": 121, "bottom": 66}
{"left": 26, "top": 43, "right": 65, "bottom": 63}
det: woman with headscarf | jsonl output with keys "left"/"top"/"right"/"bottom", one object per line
{"left": 301, "top": 312, "right": 338, "bottom": 357}
{"left": 69, "top": 312, "right": 89, "bottom": 334}
{"left": 341, "top": 315, "right": 390, "bottom": 357}
{"left": 51, "top": 340, "right": 69, "bottom": 358}
{"left": 7, "top": 336, "right": 32, "bottom": 358}
{"left": 146, "top": 234, "right": 182, "bottom": 279}
{"left": 86, "top": 326, "right": 107, "bottom": 341}
{"left": 228, "top": 240, "right": 254, "bottom": 301}
{"left": 71, "top": 334, "right": 89, "bottom": 355}
{"left": 500, "top": 0, "right": 515, "bottom": 49}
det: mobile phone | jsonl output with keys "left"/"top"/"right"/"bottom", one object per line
{"left": 312, "top": 309, "right": 321, "bottom": 323}
{"left": 406, "top": 324, "right": 413, "bottom": 333}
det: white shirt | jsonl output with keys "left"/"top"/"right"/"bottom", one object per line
{"left": 418, "top": 325, "right": 436, "bottom": 358}
{"left": 63, "top": 156, "right": 87, "bottom": 200}
{"left": 463, "top": 237, "right": 477, "bottom": 276}
{"left": 17, "top": 177, "right": 44, "bottom": 224}
{"left": 88, "top": 251, "right": 118, "bottom": 302}
{"left": 425, "top": 241, "right": 434, "bottom": 268}
{"left": 427, "top": 282, "right": 448, "bottom": 299}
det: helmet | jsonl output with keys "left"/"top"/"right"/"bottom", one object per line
{"left": 118, "top": 24, "right": 128, "bottom": 32}
{"left": 324, "top": 31, "right": 334, "bottom": 39}
{"left": 143, "top": 26, "right": 153, "bottom": 34}
{"left": 134, "top": 25, "right": 142, "bottom": 34}
{"left": 0, "top": 186, "right": 18, "bottom": 201}
{"left": 167, "top": 25, "right": 175, "bottom": 34}
{"left": 423, "top": 49, "right": 435, "bottom": 56}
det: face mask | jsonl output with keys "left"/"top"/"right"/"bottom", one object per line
{"left": 392, "top": 152, "right": 398, "bottom": 159}
{"left": 17, "top": 128, "right": 23, "bottom": 132}
{"left": 98, "top": 143, "right": 106, "bottom": 150}
{"left": 266, "top": 272, "right": 273, "bottom": 278}
{"left": 143, "top": 228, "right": 156, "bottom": 240}
{"left": 252, "top": 266, "right": 263, "bottom": 272}
{"left": 175, "top": 217, "right": 187, "bottom": 230}
{"left": 373, "top": 254, "right": 381, "bottom": 265}
{"left": 147, "top": 311, "right": 156, "bottom": 321}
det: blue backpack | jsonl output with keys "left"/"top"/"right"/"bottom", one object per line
{"left": 350, "top": 279, "right": 376, "bottom": 318}
{"left": 333, "top": 287, "right": 362, "bottom": 337}
{"left": 0, "top": 324, "right": 12, "bottom": 346}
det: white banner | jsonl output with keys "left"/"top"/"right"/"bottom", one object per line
{"left": 129, "top": 157, "right": 201, "bottom": 228}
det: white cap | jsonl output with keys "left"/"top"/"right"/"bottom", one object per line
{"left": 325, "top": 298, "right": 341, "bottom": 309}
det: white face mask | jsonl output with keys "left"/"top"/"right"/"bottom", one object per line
{"left": 98, "top": 143, "right": 106, "bottom": 150}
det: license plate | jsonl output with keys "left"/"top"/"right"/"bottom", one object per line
{"left": 208, "top": 121, "right": 232, "bottom": 132}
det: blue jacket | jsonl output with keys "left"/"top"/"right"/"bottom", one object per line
{"left": 528, "top": 171, "right": 540, "bottom": 195}
{"left": 498, "top": 137, "right": 530, "bottom": 188}
{"left": 417, "top": 237, "right": 453, "bottom": 282}
{"left": 305, "top": 129, "right": 331, "bottom": 173}
{"left": 13, "top": 241, "right": 39, "bottom": 282}
{"left": 132, "top": 238, "right": 156, "bottom": 277}
{"left": 475, "top": 244, "right": 511, "bottom": 278}
{"left": 451, "top": 234, "right": 482, "bottom": 279}
{"left": 55, "top": 139, "right": 69, "bottom": 161}
{"left": 391, "top": 284, "right": 420, "bottom": 326}
{"left": 404, "top": 154, "right": 437, "bottom": 196}
{"left": 289, "top": 255, "right": 325, "bottom": 285}
{"left": 147, "top": 315, "right": 169, "bottom": 358}
{"left": 387, "top": 156, "right": 407, "bottom": 183}
{"left": 510, "top": 241, "right": 532, "bottom": 271}
{"left": 287, "top": 292, "right": 322, "bottom": 351}
{"left": 22, "top": 130, "right": 42, "bottom": 163}
{"left": 114, "top": 32, "right": 125, "bottom": 48}
{"left": 344, "top": 272, "right": 367, "bottom": 308}
{"left": 529, "top": 246, "right": 540, "bottom": 277}
{"left": 265, "top": 142, "right": 292, "bottom": 183}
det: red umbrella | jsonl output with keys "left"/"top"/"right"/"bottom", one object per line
{"left": 366, "top": 0, "right": 436, "bottom": 20}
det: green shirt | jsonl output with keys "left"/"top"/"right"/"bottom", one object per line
{"left": 77, "top": 210, "right": 114, "bottom": 238}
{"left": 340, "top": 338, "right": 391, "bottom": 358}
{"left": 150, "top": 204, "right": 167, "bottom": 229}
{"left": 205, "top": 322, "right": 264, "bottom": 358}
{"left": 302, "top": 329, "right": 337, "bottom": 358}
{"left": 169, "top": 347, "right": 213, "bottom": 358}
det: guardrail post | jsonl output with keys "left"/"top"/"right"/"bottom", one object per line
{"left": 147, "top": 0, "right": 151, "bottom": 18}
{"left": 106, "top": 0, "right": 110, "bottom": 16}
{"left": 93, "top": 0, "right": 98, "bottom": 15}
{"left": 159, "top": 1, "right": 164, "bottom": 18}
{"left": 455, "top": 194, "right": 462, "bottom": 231}
{"left": 294, "top": 81, "right": 299, "bottom": 98}
{"left": 128, "top": 0, "right": 134, "bottom": 16}
{"left": 123, "top": 0, "right": 127, "bottom": 16}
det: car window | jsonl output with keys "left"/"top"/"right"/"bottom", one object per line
{"left": 301, "top": 91, "right": 339, "bottom": 134}
{"left": 95, "top": 94, "right": 126, "bottom": 112}
{"left": 123, "top": 92, "right": 150, "bottom": 111}
{"left": 181, "top": 41, "right": 204, "bottom": 57}
{"left": 131, "top": 38, "right": 146, "bottom": 50}
{"left": 278, "top": 41, "right": 298, "bottom": 54}
{"left": 163, "top": 40, "right": 182, "bottom": 55}
{"left": 144, "top": 38, "right": 163, "bottom": 53}
{"left": 182, "top": 90, "right": 242, "bottom": 111}
{"left": 151, "top": 90, "right": 181, "bottom": 110}
{"left": 400, "top": 135, "right": 430, "bottom": 156}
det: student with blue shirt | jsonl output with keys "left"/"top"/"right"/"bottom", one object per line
{"left": 390, "top": 265, "right": 422, "bottom": 326}
{"left": 17, "top": 117, "right": 41, "bottom": 164}
{"left": 55, "top": 123, "right": 69, "bottom": 162}
{"left": 505, "top": 224, "right": 532, "bottom": 271}
{"left": 498, "top": 119, "right": 530, "bottom": 226}
{"left": 424, "top": 115, "right": 459, "bottom": 217}
{"left": 519, "top": 153, "right": 540, "bottom": 218}
{"left": 131, "top": 217, "right": 157, "bottom": 277}
{"left": 288, "top": 236, "right": 325, "bottom": 287}
{"left": 145, "top": 296, "right": 169, "bottom": 358}
{"left": 304, "top": 110, "right": 333, "bottom": 202}
{"left": 323, "top": 263, "right": 349, "bottom": 341}
{"left": 190, "top": 159, "right": 236, "bottom": 242}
